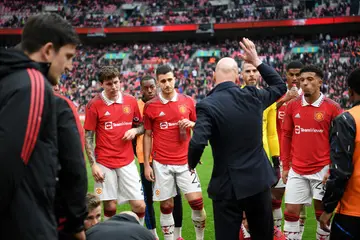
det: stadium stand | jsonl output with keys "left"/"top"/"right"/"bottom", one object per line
{"left": 0, "top": 0, "right": 352, "bottom": 27}
{"left": 43, "top": 34, "right": 360, "bottom": 112}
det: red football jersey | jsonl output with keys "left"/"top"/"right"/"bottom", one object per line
{"left": 281, "top": 94, "right": 343, "bottom": 175}
{"left": 84, "top": 92, "right": 142, "bottom": 169}
{"left": 276, "top": 88, "right": 303, "bottom": 148}
{"left": 143, "top": 93, "right": 196, "bottom": 165}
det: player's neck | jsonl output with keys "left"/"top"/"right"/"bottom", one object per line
{"left": 161, "top": 91, "right": 176, "bottom": 101}
{"left": 305, "top": 91, "right": 321, "bottom": 104}
{"left": 105, "top": 91, "right": 120, "bottom": 102}
{"left": 142, "top": 96, "right": 151, "bottom": 103}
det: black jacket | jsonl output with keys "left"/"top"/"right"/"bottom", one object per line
{"left": 188, "top": 63, "right": 287, "bottom": 201}
{"left": 86, "top": 214, "right": 155, "bottom": 240}
{"left": 323, "top": 101, "right": 360, "bottom": 214}
{"left": 0, "top": 48, "right": 59, "bottom": 239}
{"left": 54, "top": 93, "right": 88, "bottom": 236}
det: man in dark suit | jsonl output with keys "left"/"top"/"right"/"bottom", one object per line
{"left": 188, "top": 38, "right": 287, "bottom": 240}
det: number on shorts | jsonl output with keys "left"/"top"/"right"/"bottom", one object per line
{"left": 315, "top": 181, "right": 325, "bottom": 191}
{"left": 192, "top": 172, "right": 198, "bottom": 184}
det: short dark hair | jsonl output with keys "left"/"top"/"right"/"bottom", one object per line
{"left": 156, "top": 64, "right": 173, "bottom": 77}
{"left": 99, "top": 66, "right": 120, "bottom": 83}
{"left": 286, "top": 61, "right": 304, "bottom": 71}
{"left": 86, "top": 193, "right": 101, "bottom": 212}
{"left": 21, "top": 13, "right": 80, "bottom": 54}
{"left": 300, "top": 65, "right": 324, "bottom": 79}
{"left": 347, "top": 68, "right": 360, "bottom": 95}
{"left": 140, "top": 75, "right": 156, "bottom": 85}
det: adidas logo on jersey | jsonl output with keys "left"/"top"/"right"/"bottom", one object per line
{"left": 295, "top": 113, "right": 301, "bottom": 118}
{"left": 159, "top": 111, "right": 165, "bottom": 116}
{"left": 105, "top": 111, "right": 111, "bottom": 116}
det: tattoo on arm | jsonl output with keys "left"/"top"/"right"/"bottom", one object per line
{"left": 135, "top": 123, "right": 144, "bottom": 135}
{"left": 85, "top": 130, "right": 96, "bottom": 166}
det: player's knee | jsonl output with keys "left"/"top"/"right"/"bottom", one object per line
{"left": 103, "top": 200, "right": 117, "bottom": 213}
{"left": 189, "top": 197, "right": 204, "bottom": 211}
{"left": 131, "top": 200, "right": 146, "bottom": 213}
{"left": 160, "top": 205, "right": 174, "bottom": 215}
{"left": 284, "top": 204, "right": 301, "bottom": 215}
{"left": 272, "top": 199, "right": 282, "bottom": 209}
{"left": 103, "top": 202, "right": 117, "bottom": 218}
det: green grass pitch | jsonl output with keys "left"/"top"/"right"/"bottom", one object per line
{"left": 86, "top": 146, "right": 317, "bottom": 239}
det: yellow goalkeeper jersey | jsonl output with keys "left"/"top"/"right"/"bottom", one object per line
{"left": 262, "top": 102, "right": 279, "bottom": 159}
{"left": 240, "top": 85, "right": 279, "bottom": 160}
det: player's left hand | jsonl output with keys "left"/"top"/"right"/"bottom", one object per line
{"left": 179, "top": 118, "right": 194, "bottom": 129}
{"left": 188, "top": 165, "right": 195, "bottom": 174}
{"left": 122, "top": 128, "right": 138, "bottom": 141}
{"left": 319, "top": 212, "right": 332, "bottom": 233}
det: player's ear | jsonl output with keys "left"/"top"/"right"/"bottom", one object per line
{"left": 41, "top": 42, "right": 56, "bottom": 63}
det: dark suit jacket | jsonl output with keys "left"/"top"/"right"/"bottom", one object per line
{"left": 188, "top": 63, "right": 287, "bottom": 201}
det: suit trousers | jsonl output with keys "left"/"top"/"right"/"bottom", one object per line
{"left": 330, "top": 214, "right": 360, "bottom": 239}
{"left": 212, "top": 187, "right": 273, "bottom": 240}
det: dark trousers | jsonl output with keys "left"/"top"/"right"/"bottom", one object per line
{"left": 139, "top": 163, "right": 183, "bottom": 229}
{"left": 330, "top": 214, "right": 360, "bottom": 240}
{"left": 212, "top": 188, "right": 273, "bottom": 240}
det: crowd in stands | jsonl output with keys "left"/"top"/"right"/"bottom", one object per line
{"left": 40, "top": 33, "right": 358, "bottom": 112}
{"left": 0, "top": 0, "right": 353, "bottom": 28}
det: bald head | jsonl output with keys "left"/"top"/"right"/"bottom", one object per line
{"left": 214, "top": 57, "right": 239, "bottom": 85}
{"left": 119, "top": 211, "right": 140, "bottom": 224}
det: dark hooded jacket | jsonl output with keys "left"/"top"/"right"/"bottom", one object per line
{"left": 0, "top": 48, "right": 58, "bottom": 239}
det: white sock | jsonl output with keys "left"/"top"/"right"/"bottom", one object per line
{"left": 273, "top": 207, "right": 283, "bottom": 229}
{"left": 191, "top": 209, "right": 206, "bottom": 240}
{"left": 284, "top": 220, "right": 301, "bottom": 240}
{"left": 240, "top": 224, "right": 251, "bottom": 238}
{"left": 160, "top": 213, "right": 175, "bottom": 240}
{"left": 174, "top": 227, "right": 182, "bottom": 239}
{"left": 139, "top": 217, "right": 144, "bottom": 226}
{"left": 316, "top": 221, "right": 330, "bottom": 240}
{"left": 150, "top": 229, "right": 159, "bottom": 239}
{"left": 299, "top": 207, "right": 306, "bottom": 238}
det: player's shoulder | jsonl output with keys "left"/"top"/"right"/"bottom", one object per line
{"left": 54, "top": 92, "right": 74, "bottom": 107}
{"left": 323, "top": 97, "right": 342, "bottom": 110}
{"left": 86, "top": 94, "right": 102, "bottom": 109}
{"left": 287, "top": 96, "right": 302, "bottom": 107}
{"left": 144, "top": 96, "right": 161, "bottom": 109}
{"left": 179, "top": 93, "right": 196, "bottom": 104}
{"left": 122, "top": 92, "right": 137, "bottom": 102}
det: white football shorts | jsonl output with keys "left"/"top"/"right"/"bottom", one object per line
{"left": 285, "top": 165, "right": 329, "bottom": 206}
{"left": 94, "top": 160, "right": 144, "bottom": 205}
{"left": 152, "top": 160, "right": 202, "bottom": 201}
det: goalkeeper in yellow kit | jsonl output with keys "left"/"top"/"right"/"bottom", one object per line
{"left": 239, "top": 61, "right": 281, "bottom": 239}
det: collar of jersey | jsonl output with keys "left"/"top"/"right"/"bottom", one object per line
{"left": 101, "top": 91, "right": 123, "bottom": 106}
{"left": 159, "top": 91, "right": 178, "bottom": 104}
{"left": 302, "top": 92, "right": 324, "bottom": 107}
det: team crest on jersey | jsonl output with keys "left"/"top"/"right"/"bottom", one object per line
{"left": 122, "top": 105, "right": 131, "bottom": 114}
{"left": 314, "top": 111, "right": 325, "bottom": 122}
{"left": 155, "top": 189, "right": 160, "bottom": 197}
{"left": 178, "top": 105, "right": 187, "bottom": 114}
{"left": 95, "top": 188, "right": 102, "bottom": 195}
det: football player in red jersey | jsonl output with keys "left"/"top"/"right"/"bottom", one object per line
{"left": 281, "top": 65, "right": 343, "bottom": 240}
{"left": 273, "top": 61, "right": 307, "bottom": 235}
{"left": 143, "top": 65, "right": 206, "bottom": 240}
{"left": 84, "top": 66, "right": 146, "bottom": 225}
